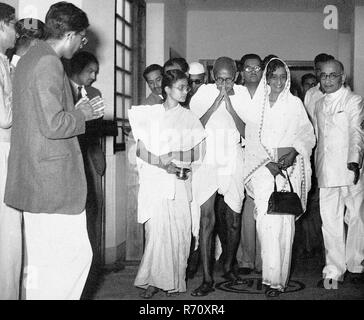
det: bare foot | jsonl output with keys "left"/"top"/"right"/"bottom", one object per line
{"left": 140, "top": 286, "right": 159, "bottom": 299}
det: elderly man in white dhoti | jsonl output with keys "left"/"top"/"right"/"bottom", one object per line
{"left": 189, "top": 57, "right": 246, "bottom": 297}
{"left": 243, "top": 58, "right": 315, "bottom": 297}
{"left": 129, "top": 69, "right": 206, "bottom": 299}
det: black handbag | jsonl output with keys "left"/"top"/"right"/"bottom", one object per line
{"left": 267, "top": 170, "right": 303, "bottom": 216}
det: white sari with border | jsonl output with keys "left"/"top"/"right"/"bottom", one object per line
{"left": 242, "top": 59, "right": 315, "bottom": 291}
{"left": 128, "top": 104, "right": 206, "bottom": 293}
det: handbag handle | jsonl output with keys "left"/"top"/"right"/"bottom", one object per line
{"left": 273, "top": 169, "right": 294, "bottom": 192}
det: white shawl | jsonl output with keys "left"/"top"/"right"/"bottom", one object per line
{"left": 243, "top": 58, "right": 316, "bottom": 212}
{"left": 128, "top": 104, "right": 206, "bottom": 235}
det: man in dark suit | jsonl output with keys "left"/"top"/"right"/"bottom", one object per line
{"left": 5, "top": 2, "right": 104, "bottom": 300}
{"left": 68, "top": 51, "right": 106, "bottom": 298}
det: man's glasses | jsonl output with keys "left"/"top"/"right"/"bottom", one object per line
{"left": 189, "top": 79, "right": 203, "bottom": 85}
{"left": 173, "top": 85, "right": 191, "bottom": 93}
{"left": 244, "top": 66, "right": 262, "bottom": 73}
{"left": 215, "top": 77, "right": 234, "bottom": 85}
{"left": 319, "top": 73, "right": 342, "bottom": 81}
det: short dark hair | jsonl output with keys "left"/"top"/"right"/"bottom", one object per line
{"left": 162, "top": 69, "right": 188, "bottom": 99}
{"left": 239, "top": 54, "right": 262, "bottom": 71}
{"left": 314, "top": 53, "right": 335, "bottom": 66}
{"left": 266, "top": 59, "right": 286, "bottom": 80}
{"left": 301, "top": 73, "right": 316, "bottom": 86}
{"left": 0, "top": 3, "right": 15, "bottom": 24}
{"left": 69, "top": 51, "right": 99, "bottom": 76}
{"left": 44, "top": 1, "right": 89, "bottom": 40}
{"left": 143, "top": 64, "right": 163, "bottom": 81}
{"left": 15, "top": 19, "right": 45, "bottom": 47}
{"left": 163, "top": 58, "right": 189, "bottom": 74}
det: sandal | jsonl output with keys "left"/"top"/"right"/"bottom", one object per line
{"left": 191, "top": 282, "right": 215, "bottom": 297}
{"left": 166, "top": 292, "right": 180, "bottom": 297}
{"left": 265, "top": 287, "right": 282, "bottom": 298}
{"left": 222, "top": 271, "right": 242, "bottom": 284}
{"left": 140, "top": 286, "right": 160, "bottom": 299}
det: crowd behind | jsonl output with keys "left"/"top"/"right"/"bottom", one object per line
{"left": 133, "top": 53, "right": 364, "bottom": 298}
{"left": 0, "top": 1, "right": 363, "bottom": 301}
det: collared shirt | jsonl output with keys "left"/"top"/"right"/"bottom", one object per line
{"left": 69, "top": 80, "right": 87, "bottom": 101}
{"left": 313, "top": 86, "right": 364, "bottom": 188}
{"left": 10, "top": 54, "right": 21, "bottom": 73}
{"left": 304, "top": 83, "right": 324, "bottom": 122}
{"left": 0, "top": 52, "right": 12, "bottom": 142}
{"left": 142, "top": 92, "right": 163, "bottom": 106}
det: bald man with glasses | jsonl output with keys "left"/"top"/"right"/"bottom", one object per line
{"left": 189, "top": 57, "right": 247, "bottom": 296}
{"left": 312, "top": 59, "right": 364, "bottom": 288}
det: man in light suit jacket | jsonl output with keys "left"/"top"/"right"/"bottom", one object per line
{"left": 312, "top": 59, "right": 364, "bottom": 288}
{"left": 5, "top": 2, "right": 104, "bottom": 300}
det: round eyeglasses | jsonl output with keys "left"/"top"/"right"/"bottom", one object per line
{"left": 319, "top": 73, "right": 342, "bottom": 81}
{"left": 215, "top": 77, "right": 234, "bottom": 85}
{"left": 244, "top": 66, "right": 262, "bottom": 73}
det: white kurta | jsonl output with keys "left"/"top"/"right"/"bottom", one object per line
{"left": 312, "top": 86, "right": 364, "bottom": 280}
{"left": 243, "top": 59, "right": 315, "bottom": 291}
{"left": 189, "top": 84, "right": 246, "bottom": 213}
{"left": 128, "top": 104, "right": 206, "bottom": 293}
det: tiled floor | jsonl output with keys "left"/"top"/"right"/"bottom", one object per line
{"left": 86, "top": 254, "right": 364, "bottom": 300}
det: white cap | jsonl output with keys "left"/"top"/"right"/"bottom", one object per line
{"left": 189, "top": 62, "right": 205, "bottom": 75}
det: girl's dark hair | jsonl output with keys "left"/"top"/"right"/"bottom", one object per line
{"left": 266, "top": 59, "right": 286, "bottom": 80}
{"left": 162, "top": 69, "right": 188, "bottom": 99}
{"left": 44, "top": 1, "right": 89, "bottom": 40}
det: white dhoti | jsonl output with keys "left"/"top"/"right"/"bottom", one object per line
{"left": 134, "top": 180, "right": 191, "bottom": 293}
{"left": 0, "top": 142, "right": 22, "bottom": 300}
{"left": 319, "top": 184, "right": 364, "bottom": 280}
{"left": 22, "top": 211, "right": 92, "bottom": 300}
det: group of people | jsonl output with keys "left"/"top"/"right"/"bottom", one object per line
{"left": 131, "top": 52, "right": 364, "bottom": 298}
{"left": 0, "top": 2, "right": 105, "bottom": 300}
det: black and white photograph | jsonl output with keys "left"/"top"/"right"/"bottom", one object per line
{"left": 0, "top": 0, "right": 363, "bottom": 313}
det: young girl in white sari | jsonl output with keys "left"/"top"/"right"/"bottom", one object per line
{"left": 129, "top": 70, "right": 206, "bottom": 298}
{"left": 243, "top": 58, "right": 315, "bottom": 297}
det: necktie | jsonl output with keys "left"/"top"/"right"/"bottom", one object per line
{"left": 77, "top": 86, "right": 83, "bottom": 102}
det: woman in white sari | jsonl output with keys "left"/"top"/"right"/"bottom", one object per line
{"left": 129, "top": 70, "right": 206, "bottom": 298}
{"left": 243, "top": 58, "right": 315, "bottom": 297}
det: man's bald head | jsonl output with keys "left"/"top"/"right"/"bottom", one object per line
{"left": 213, "top": 57, "right": 237, "bottom": 76}
{"left": 323, "top": 59, "right": 344, "bottom": 73}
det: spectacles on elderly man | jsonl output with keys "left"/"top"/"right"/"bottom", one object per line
{"left": 319, "top": 72, "right": 342, "bottom": 81}
{"left": 244, "top": 65, "right": 262, "bottom": 73}
{"left": 215, "top": 77, "right": 234, "bottom": 85}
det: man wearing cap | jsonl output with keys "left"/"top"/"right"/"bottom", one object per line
{"left": 189, "top": 57, "right": 247, "bottom": 296}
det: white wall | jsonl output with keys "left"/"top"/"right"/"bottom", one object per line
{"left": 354, "top": 6, "right": 364, "bottom": 96}
{"left": 187, "top": 11, "right": 339, "bottom": 62}
{"left": 18, "top": 0, "right": 82, "bottom": 20}
{"left": 164, "top": 0, "right": 187, "bottom": 59}
{"left": 146, "top": 2, "right": 165, "bottom": 66}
